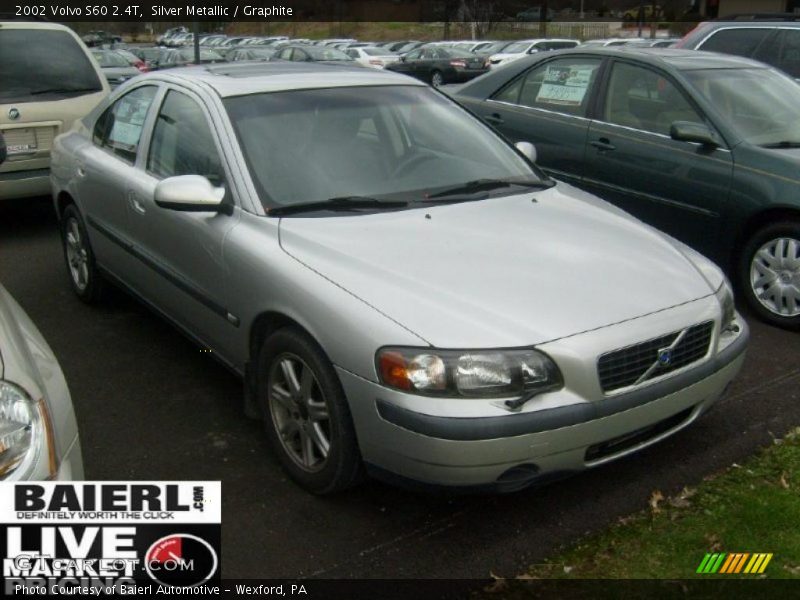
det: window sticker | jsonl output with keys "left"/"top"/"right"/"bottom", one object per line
{"left": 109, "top": 94, "right": 151, "bottom": 150}
{"left": 536, "top": 65, "right": 595, "bottom": 106}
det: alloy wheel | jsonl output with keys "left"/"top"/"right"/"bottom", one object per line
{"left": 65, "top": 217, "right": 89, "bottom": 291}
{"left": 267, "top": 353, "right": 331, "bottom": 472}
{"left": 750, "top": 236, "right": 800, "bottom": 317}
{"left": 431, "top": 71, "right": 443, "bottom": 87}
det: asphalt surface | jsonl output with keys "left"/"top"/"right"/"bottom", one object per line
{"left": 1, "top": 196, "right": 799, "bottom": 579}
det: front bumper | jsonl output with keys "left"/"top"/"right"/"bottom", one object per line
{"left": 0, "top": 169, "right": 51, "bottom": 200}
{"left": 340, "top": 310, "right": 748, "bottom": 491}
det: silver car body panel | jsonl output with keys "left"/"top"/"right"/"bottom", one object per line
{"left": 50, "top": 64, "right": 746, "bottom": 488}
{"left": 0, "top": 284, "right": 83, "bottom": 480}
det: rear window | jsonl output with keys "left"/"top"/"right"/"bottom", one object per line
{"left": 0, "top": 29, "right": 103, "bottom": 103}
{"left": 699, "top": 28, "right": 772, "bottom": 57}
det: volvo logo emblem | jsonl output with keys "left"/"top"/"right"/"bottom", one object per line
{"left": 657, "top": 347, "right": 673, "bottom": 366}
{"left": 8, "top": 108, "right": 20, "bottom": 120}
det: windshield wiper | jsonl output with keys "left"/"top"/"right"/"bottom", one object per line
{"left": 760, "top": 141, "right": 800, "bottom": 149}
{"left": 30, "top": 87, "right": 102, "bottom": 95}
{"left": 425, "top": 178, "right": 554, "bottom": 200}
{"left": 268, "top": 196, "right": 408, "bottom": 216}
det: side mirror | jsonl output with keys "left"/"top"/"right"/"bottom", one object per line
{"left": 515, "top": 141, "right": 537, "bottom": 163}
{"left": 154, "top": 175, "right": 227, "bottom": 213}
{"left": 0, "top": 132, "right": 6, "bottom": 165}
{"left": 670, "top": 121, "right": 718, "bottom": 147}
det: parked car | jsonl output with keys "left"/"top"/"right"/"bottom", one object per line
{"left": 130, "top": 46, "right": 169, "bottom": 70}
{"left": 159, "top": 48, "right": 226, "bottom": 69}
{"left": 226, "top": 46, "right": 277, "bottom": 62}
{"left": 0, "top": 21, "right": 109, "bottom": 200}
{"left": 387, "top": 46, "right": 488, "bottom": 86}
{"left": 91, "top": 50, "right": 142, "bottom": 88}
{"left": 456, "top": 46, "right": 800, "bottom": 329}
{"left": 624, "top": 38, "right": 681, "bottom": 48}
{"left": 581, "top": 38, "right": 640, "bottom": 47}
{"left": 345, "top": 46, "right": 401, "bottom": 68}
{"left": 49, "top": 62, "right": 747, "bottom": 493}
{"left": 272, "top": 45, "right": 358, "bottom": 65}
{"left": 157, "top": 26, "right": 187, "bottom": 46}
{"left": 474, "top": 40, "right": 517, "bottom": 57}
{"left": 487, "top": 39, "right": 579, "bottom": 68}
{"left": 111, "top": 48, "right": 150, "bottom": 73}
{"left": 0, "top": 242, "right": 83, "bottom": 478}
{"left": 675, "top": 17, "right": 800, "bottom": 79}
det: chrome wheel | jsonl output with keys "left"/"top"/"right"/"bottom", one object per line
{"left": 65, "top": 217, "right": 89, "bottom": 292}
{"left": 431, "top": 71, "right": 444, "bottom": 87}
{"left": 750, "top": 236, "right": 800, "bottom": 317}
{"left": 268, "top": 353, "right": 331, "bottom": 472}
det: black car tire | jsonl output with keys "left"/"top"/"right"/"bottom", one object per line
{"left": 60, "top": 204, "right": 106, "bottom": 304}
{"left": 430, "top": 69, "right": 444, "bottom": 87}
{"left": 257, "top": 327, "right": 363, "bottom": 494}
{"left": 738, "top": 220, "right": 800, "bottom": 330}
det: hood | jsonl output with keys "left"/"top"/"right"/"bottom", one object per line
{"left": 490, "top": 53, "right": 523, "bottom": 61}
{"left": 278, "top": 184, "right": 716, "bottom": 348}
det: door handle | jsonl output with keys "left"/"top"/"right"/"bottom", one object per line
{"left": 590, "top": 138, "right": 616, "bottom": 152}
{"left": 127, "top": 191, "right": 146, "bottom": 215}
{"left": 484, "top": 113, "right": 505, "bottom": 125}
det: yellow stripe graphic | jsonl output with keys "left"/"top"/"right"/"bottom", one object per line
{"left": 744, "top": 554, "right": 760, "bottom": 573}
{"left": 758, "top": 554, "right": 773, "bottom": 574}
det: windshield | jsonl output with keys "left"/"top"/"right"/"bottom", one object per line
{"left": 683, "top": 67, "right": 800, "bottom": 146}
{"left": 307, "top": 47, "right": 352, "bottom": 60}
{"left": 92, "top": 51, "right": 130, "bottom": 68}
{"left": 0, "top": 29, "right": 103, "bottom": 102}
{"left": 225, "top": 85, "right": 541, "bottom": 209}
{"left": 503, "top": 42, "right": 533, "bottom": 54}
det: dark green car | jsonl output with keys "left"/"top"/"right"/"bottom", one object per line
{"left": 456, "top": 47, "right": 800, "bottom": 329}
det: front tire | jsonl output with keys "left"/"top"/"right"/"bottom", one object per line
{"left": 61, "top": 204, "right": 105, "bottom": 304}
{"left": 738, "top": 220, "right": 800, "bottom": 329}
{"left": 430, "top": 70, "right": 444, "bottom": 88}
{"left": 256, "top": 327, "right": 363, "bottom": 494}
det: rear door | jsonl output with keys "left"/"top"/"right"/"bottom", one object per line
{"left": 476, "top": 55, "right": 604, "bottom": 185}
{"left": 74, "top": 84, "right": 159, "bottom": 276}
{"left": 583, "top": 59, "right": 733, "bottom": 260}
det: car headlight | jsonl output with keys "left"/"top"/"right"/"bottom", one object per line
{"left": 377, "top": 347, "right": 563, "bottom": 399}
{"left": 0, "top": 381, "right": 57, "bottom": 480}
{"left": 716, "top": 278, "right": 736, "bottom": 333}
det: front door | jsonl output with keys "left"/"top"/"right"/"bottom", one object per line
{"left": 583, "top": 60, "right": 733, "bottom": 262}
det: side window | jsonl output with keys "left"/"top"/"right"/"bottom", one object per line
{"left": 279, "top": 48, "right": 292, "bottom": 60}
{"left": 291, "top": 49, "right": 306, "bottom": 62}
{"left": 92, "top": 86, "right": 157, "bottom": 164}
{"left": 405, "top": 49, "right": 422, "bottom": 60}
{"left": 699, "top": 28, "right": 772, "bottom": 58}
{"left": 502, "top": 58, "right": 601, "bottom": 117}
{"left": 756, "top": 29, "right": 800, "bottom": 78}
{"left": 603, "top": 62, "right": 703, "bottom": 136}
{"left": 346, "top": 49, "right": 358, "bottom": 58}
{"left": 147, "top": 91, "right": 225, "bottom": 186}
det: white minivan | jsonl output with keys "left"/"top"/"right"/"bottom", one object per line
{"left": 0, "top": 21, "right": 109, "bottom": 200}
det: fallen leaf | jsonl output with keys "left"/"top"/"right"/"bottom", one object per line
{"left": 484, "top": 571, "right": 506, "bottom": 594}
{"left": 649, "top": 489, "right": 664, "bottom": 513}
{"left": 563, "top": 565, "right": 573, "bottom": 574}
{"left": 780, "top": 472, "right": 790, "bottom": 489}
{"left": 784, "top": 564, "right": 800, "bottom": 575}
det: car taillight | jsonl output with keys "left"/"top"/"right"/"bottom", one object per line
{"left": 484, "top": 59, "right": 490, "bottom": 68}
{"left": 135, "top": 62, "right": 150, "bottom": 72}
{"left": 369, "top": 59, "right": 384, "bottom": 66}
{"left": 450, "top": 59, "right": 467, "bottom": 68}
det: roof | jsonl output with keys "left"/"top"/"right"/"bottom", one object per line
{"left": 147, "top": 61, "right": 426, "bottom": 97}
{"left": 554, "top": 46, "right": 770, "bottom": 71}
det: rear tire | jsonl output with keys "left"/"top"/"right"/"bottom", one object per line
{"left": 60, "top": 204, "right": 106, "bottom": 304}
{"left": 256, "top": 327, "right": 363, "bottom": 494}
{"left": 738, "top": 220, "right": 800, "bottom": 330}
{"left": 430, "top": 70, "right": 444, "bottom": 87}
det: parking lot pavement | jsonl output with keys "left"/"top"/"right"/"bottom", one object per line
{"left": 1, "top": 196, "right": 799, "bottom": 579}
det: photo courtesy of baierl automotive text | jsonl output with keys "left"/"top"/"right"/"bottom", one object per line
{"left": 0, "top": 0, "right": 799, "bottom": 596}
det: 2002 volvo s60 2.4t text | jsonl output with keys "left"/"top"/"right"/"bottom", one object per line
{"left": 48, "top": 62, "right": 748, "bottom": 493}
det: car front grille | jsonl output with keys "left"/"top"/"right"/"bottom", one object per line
{"left": 597, "top": 321, "right": 714, "bottom": 393}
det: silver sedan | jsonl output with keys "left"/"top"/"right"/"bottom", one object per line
{"left": 50, "top": 62, "right": 747, "bottom": 493}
